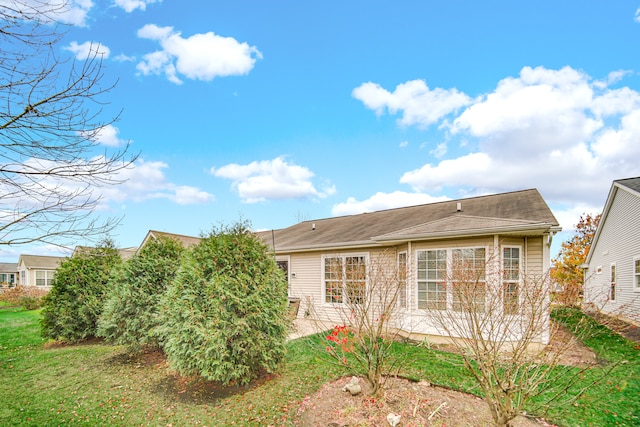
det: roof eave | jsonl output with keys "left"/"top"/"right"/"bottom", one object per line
{"left": 274, "top": 224, "right": 561, "bottom": 253}
{"left": 372, "top": 223, "right": 561, "bottom": 244}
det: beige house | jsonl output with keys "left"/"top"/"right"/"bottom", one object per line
{"left": 259, "top": 189, "right": 561, "bottom": 343}
{"left": 0, "top": 263, "right": 18, "bottom": 287}
{"left": 138, "top": 230, "right": 202, "bottom": 252}
{"left": 16, "top": 255, "right": 65, "bottom": 288}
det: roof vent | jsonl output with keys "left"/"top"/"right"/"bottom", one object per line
{"left": 456, "top": 202, "right": 462, "bottom": 212}
{"left": 312, "top": 223, "right": 316, "bottom": 231}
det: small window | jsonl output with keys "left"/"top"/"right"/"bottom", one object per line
{"left": 610, "top": 264, "right": 616, "bottom": 301}
{"left": 635, "top": 258, "right": 640, "bottom": 290}
{"left": 35, "top": 270, "right": 55, "bottom": 287}
{"left": 398, "top": 252, "right": 407, "bottom": 308}
{"left": 503, "top": 247, "right": 520, "bottom": 315}
{"left": 323, "top": 255, "right": 367, "bottom": 304}
{"left": 417, "top": 250, "right": 447, "bottom": 310}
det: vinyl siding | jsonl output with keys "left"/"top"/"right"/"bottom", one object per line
{"left": 585, "top": 187, "right": 640, "bottom": 323}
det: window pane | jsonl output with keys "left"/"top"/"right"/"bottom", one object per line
{"left": 398, "top": 252, "right": 407, "bottom": 308}
{"left": 36, "top": 271, "right": 45, "bottom": 286}
{"left": 504, "top": 283, "right": 519, "bottom": 314}
{"left": 417, "top": 250, "right": 447, "bottom": 310}
{"left": 503, "top": 247, "right": 520, "bottom": 281}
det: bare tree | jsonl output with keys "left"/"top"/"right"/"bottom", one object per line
{"left": 316, "top": 249, "right": 408, "bottom": 396}
{"left": 0, "top": 1, "right": 136, "bottom": 248}
{"left": 422, "top": 247, "right": 614, "bottom": 427}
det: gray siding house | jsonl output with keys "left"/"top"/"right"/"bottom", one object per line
{"left": 584, "top": 177, "right": 640, "bottom": 324}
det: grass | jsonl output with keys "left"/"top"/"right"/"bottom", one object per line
{"left": 1, "top": 308, "right": 639, "bottom": 426}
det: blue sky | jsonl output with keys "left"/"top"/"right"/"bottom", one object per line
{"left": 2, "top": 0, "right": 640, "bottom": 262}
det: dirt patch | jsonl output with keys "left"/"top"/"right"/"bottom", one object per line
{"left": 295, "top": 376, "right": 555, "bottom": 427}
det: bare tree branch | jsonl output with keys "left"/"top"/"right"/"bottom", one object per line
{"left": 0, "top": 1, "right": 137, "bottom": 249}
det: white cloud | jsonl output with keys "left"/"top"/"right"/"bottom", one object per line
{"left": 136, "top": 24, "right": 262, "bottom": 84}
{"left": 332, "top": 191, "right": 450, "bottom": 217}
{"left": 78, "top": 124, "right": 126, "bottom": 147}
{"left": 430, "top": 142, "right": 447, "bottom": 159}
{"left": 100, "top": 159, "right": 214, "bottom": 206}
{"left": 2, "top": 0, "right": 95, "bottom": 27}
{"left": 65, "top": 41, "right": 111, "bottom": 60}
{"left": 352, "top": 79, "right": 472, "bottom": 128}
{"left": 114, "top": 0, "right": 160, "bottom": 13}
{"left": 399, "top": 141, "right": 409, "bottom": 148}
{"left": 94, "top": 125, "right": 126, "bottom": 147}
{"left": 363, "top": 66, "right": 640, "bottom": 207}
{"left": 114, "top": 53, "right": 136, "bottom": 62}
{"left": 211, "top": 157, "right": 335, "bottom": 203}
{"left": 635, "top": 8, "right": 640, "bottom": 23}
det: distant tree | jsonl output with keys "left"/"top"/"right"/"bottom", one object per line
{"left": 97, "top": 236, "right": 184, "bottom": 351}
{"left": 0, "top": 1, "right": 135, "bottom": 248}
{"left": 158, "top": 222, "right": 289, "bottom": 385}
{"left": 40, "top": 239, "right": 122, "bottom": 342}
{"left": 551, "top": 213, "right": 601, "bottom": 306}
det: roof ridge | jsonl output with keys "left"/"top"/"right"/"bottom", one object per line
{"left": 296, "top": 188, "right": 540, "bottom": 224}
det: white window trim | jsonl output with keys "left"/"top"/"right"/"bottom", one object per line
{"left": 321, "top": 252, "right": 369, "bottom": 305}
{"left": 502, "top": 245, "right": 522, "bottom": 315}
{"left": 398, "top": 251, "right": 408, "bottom": 310}
{"left": 415, "top": 246, "right": 489, "bottom": 312}
{"left": 35, "top": 270, "right": 56, "bottom": 287}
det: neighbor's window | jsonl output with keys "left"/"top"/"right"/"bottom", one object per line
{"left": 635, "top": 258, "right": 640, "bottom": 290}
{"left": 451, "top": 248, "right": 486, "bottom": 312}
{"left": 503, "top": 247, "right": 520, "bottom": 315}
{"left": 324, "top": 255, "right": 367, "bottom": 304}
{"left": 35, "top": 270, "right": 56, "bottom": 287}
{"left": 610, "top": 263, "right": 616, "bottom": 301}
{"left": 417, "top": 250, "right": 447, "bottom": 310}
{"left": 398, "top": 252, "right": 407, "bottom": 308}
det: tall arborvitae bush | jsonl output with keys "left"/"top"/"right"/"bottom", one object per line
{"left": 98, "top": 236, "right": 184, "bottom": 351}
{"left": 40, "top": 240, "right": 122, "bottom": 342}
{"left": 158, "top": 222, "right": 289, "bottom": 385}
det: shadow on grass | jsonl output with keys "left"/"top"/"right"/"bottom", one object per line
{"left": 103, "top": 345, "right": 279, "bottom": 405}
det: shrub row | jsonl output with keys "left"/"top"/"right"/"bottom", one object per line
{"left": 39, "top": 224, "right": 289, "bottom": 385}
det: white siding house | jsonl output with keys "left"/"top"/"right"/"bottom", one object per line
{"left": 16, "top": 255, "right": 65, "bottom": 289}
{"left": 584, "top": 177, "right": 640, "bottom": 324}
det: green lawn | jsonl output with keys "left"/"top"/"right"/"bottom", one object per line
{"left": 1, "top": 308, "right": 638, "bottom": 426}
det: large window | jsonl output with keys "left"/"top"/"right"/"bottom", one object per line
{"left": 0, "top": 273, "right": 15, "bottom": 286}
{"left": 324, "top": 255, "right": 367, "bottom": 304}
{"left": 417, "top": 250, "right": 447, "bottom": 310}
{"left": 451, "top": 248, "right": 486, "bottom": 312}
{"left": 610, "top": 263, "right": 616, "bottom": 301}
{"left": 635, "top": 258, "right": 640, "bottom": 290}
{"left": 35, "top": 270, "right": 56, "bottom": 287}
{"left": 398, "top": 252, "right": 407, "bottom": 308}
{"left": 503, "top": 247, "right": 520, "bottom": 315}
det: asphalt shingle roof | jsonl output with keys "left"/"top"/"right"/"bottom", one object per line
{"left": 261, "top": 189, "right": 559, "bottom": 252}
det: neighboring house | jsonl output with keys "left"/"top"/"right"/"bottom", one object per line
{"left": 0, "top": 263, "right": 18, "bottom": 287}
{"left": 138, "top": 230, "right": 202, "bottom": 252}
{"left": 259, "top": 189, "right": 561, "bottom": 343}
{"left": 583, "top": 177, "right": 640, "bottom": 325}
{"left": 16, "top": 255, "right": 65, "bottom": 288}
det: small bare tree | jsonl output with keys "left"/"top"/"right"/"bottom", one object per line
{"left": 423, "top": 247, "right": 614, "bottom": 427}
{"left": 319, "top": 249, "right": 408, "bottom": 396}
{"left": 0, "top": 1, "right": 136, "bottom": 248}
